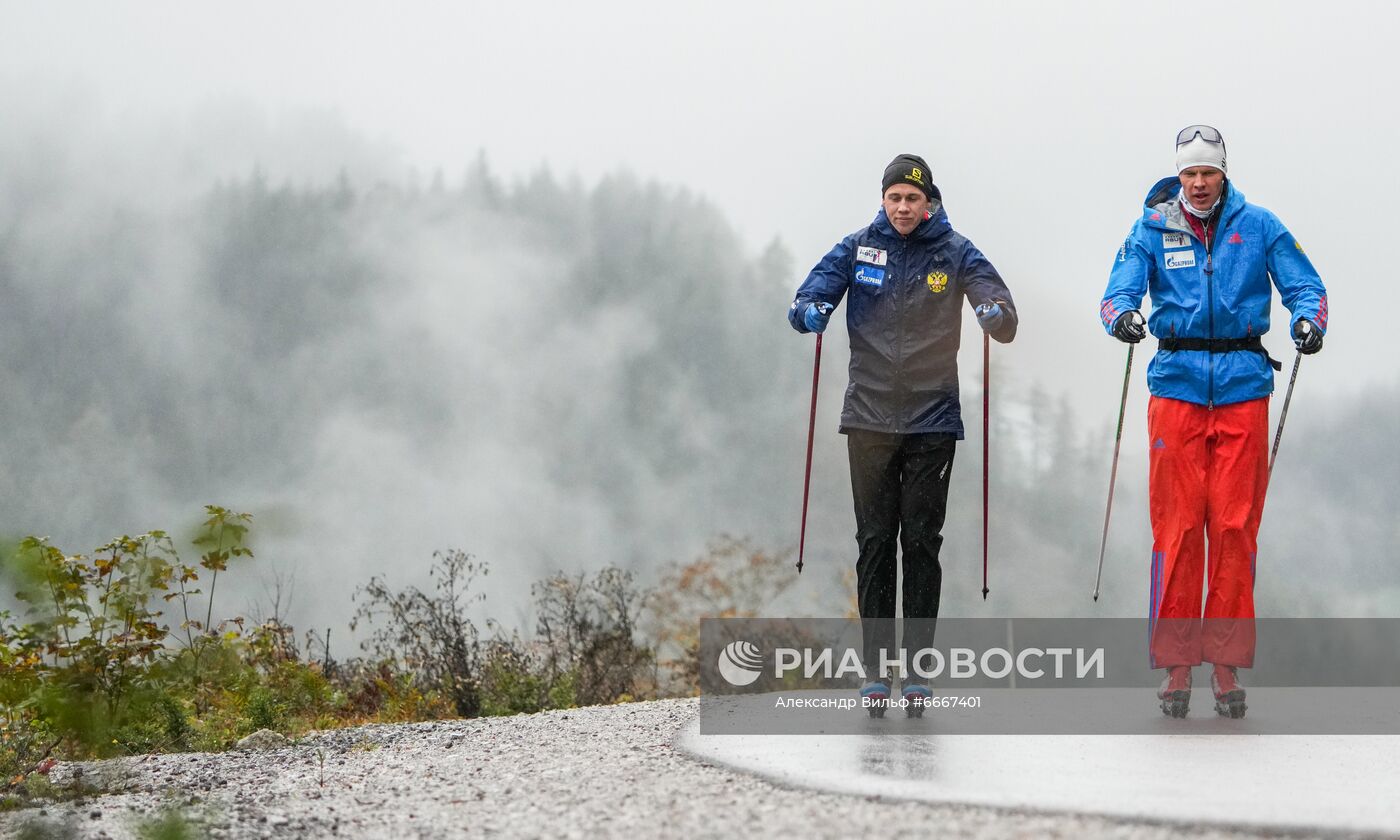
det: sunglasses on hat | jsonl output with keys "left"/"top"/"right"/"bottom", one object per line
{"left": 1176, "top": 125, "right": 1225, "bottom": 151}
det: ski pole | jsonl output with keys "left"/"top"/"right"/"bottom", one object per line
{"left": 1268, "top": 350, "right": 1303, "bottom": 483}
{"left": 982, "top": 331, "right": 990, "bottom": 600}
{"left": 797, "top": 333, "right": 822, "bottom": 574}
{"left": 1093, "top": 344, "right": 1135, "bottom": 602}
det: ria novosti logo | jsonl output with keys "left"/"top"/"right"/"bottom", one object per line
{"left": 717, "top": 640, "right": 764, "bottom": 686}
{"left": 713, "top": 640, "right": 1107, "bottom": 686}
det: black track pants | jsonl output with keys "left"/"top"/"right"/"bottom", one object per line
{"left": 847, "top": 430, "right": 956, "bottom": 682}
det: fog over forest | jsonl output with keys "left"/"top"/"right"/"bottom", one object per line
{"left": 1, "top": 94, "right": 1396, "bottom": 646}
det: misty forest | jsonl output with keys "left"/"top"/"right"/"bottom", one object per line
{"left": 1, "top": 107, "right": 1398, "bottom": 779}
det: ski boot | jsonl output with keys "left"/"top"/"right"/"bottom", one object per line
{"left": 1157, "top": 666, "right": 1192, "bottom": 718}
{"left": 902, "top": 683, "right": 932, "bottom": 718}
{"left": 1212, "top": 665, "right": 1247, "bottom": 719}
{"left": 860, "top": 681, "right": 890, "bottom": 718}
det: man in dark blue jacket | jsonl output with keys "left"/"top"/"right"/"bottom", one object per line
{"left": 789, "top": 154, "right": 1016, "bottom": 710}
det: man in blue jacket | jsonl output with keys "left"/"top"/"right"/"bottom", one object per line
{"left": 789, "top": 154, "right": 1016, "bottom": 711}
{"left": 1100, "top": 126, "right": 1327, "bottom": 719}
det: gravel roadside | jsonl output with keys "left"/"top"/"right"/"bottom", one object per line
{"left": 0, "top": 698, "right": 1376, "bottom": 839}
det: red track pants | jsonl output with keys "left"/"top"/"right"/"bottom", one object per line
{"left": 1147, "top": 396, "right": 1268, "bottom": 669}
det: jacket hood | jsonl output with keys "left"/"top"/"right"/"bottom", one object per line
{"left": 1141, "top": 176, "right": 1246, "bottom": 228}
{"left": 872, "top": 200, "right": 953, "bottom": 242}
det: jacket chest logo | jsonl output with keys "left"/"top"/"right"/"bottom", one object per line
{"left": 926, "top": 271, "right": 949, "bottom": 293}
{"left": 1162, "top": 232, "right": 1190, "bottom": 249}
{"left": 1164, "top": 250, "right": 1196, "bottom": 270}
{"left": 854, "top": 265, "right": 885, "bottom": 287}
{"left": 855, "top": 246, "right": 887, "bottom": 266}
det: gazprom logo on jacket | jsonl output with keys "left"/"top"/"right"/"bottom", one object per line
{"left": 855, "top": 266, "right": 885, "bottom": 287}
{"left": 1164, "top": 250, "right": 1196, "bottom": 270}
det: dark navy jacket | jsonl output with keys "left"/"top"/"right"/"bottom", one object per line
{"left": 789, "top": 204, "right": 1016, "bottom": 438}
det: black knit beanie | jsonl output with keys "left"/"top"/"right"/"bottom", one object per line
{"left": 881, "top": 154, "right": 936, "bottom": 200}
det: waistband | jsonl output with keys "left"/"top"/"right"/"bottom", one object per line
{"left": 1158, "top": 336, "right": 1283, "bottom": 371}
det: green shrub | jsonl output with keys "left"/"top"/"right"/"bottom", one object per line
{"left": 351, "top": 550, "right": 487, "bottom": 718}
{"left": 479, "top": 638, "right": 546, "bottom": 716}
{"left": 534, "top": 566, "right": 654, "bottom": 705}
{"left": 245, "top": 687, "right": 279, "bottom": 733}
{"left": 0, "top": 507, "right": 728, "bottom": 773}
{"left": 0, "top": 508, "right": 255, "bottom": 765}
{"left": 12, "top": 814, "right": 80, "bottom": 839}
{"left": 136, "top": 805, "right": 206, "bottom": 840}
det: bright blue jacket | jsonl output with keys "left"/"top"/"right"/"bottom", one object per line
{"left": 790, "top": 203, "right": 1016, "bottom": 437}
{"left": 1101, "top": 178, "right": 1328, "bottom": 407}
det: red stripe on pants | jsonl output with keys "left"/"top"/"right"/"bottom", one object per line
{"left": 1148, "top": 396, "right": 1267, "bottom": 668}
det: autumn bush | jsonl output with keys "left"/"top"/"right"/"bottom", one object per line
{"left": 1, "top": 506, "right": 787, "bottom": 805}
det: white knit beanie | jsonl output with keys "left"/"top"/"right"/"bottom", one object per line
{"left": 1176, "top": 135, "right": 1227, "bottom": 175}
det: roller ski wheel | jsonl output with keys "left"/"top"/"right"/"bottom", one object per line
{"left": 860, "top": 681, "right": 889, "bottom": 719}
{"left": 903, "top": 684, "right": 932, "bottom": 719}
{"left": 1212, "top": 666, "right": 1248, "bottom": 719}
{"left": 1214, "top": 691, "right": 1247, "bottom": 719}
{"left": 1157, "top": 666, "right": 1192, "bottom": 719}
{"left": 1160, "top": 690, "right": 1190, "bottom": 719}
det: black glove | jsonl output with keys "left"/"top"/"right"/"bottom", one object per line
{"left": 1293, "top": 319, "right": 1323, "bottom": 355}
{"left": 1112, "top": 310, "right": 1147, "bottom": 344}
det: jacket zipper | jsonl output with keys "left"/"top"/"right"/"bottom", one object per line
{"left": 1204, "top": 214, "right": 1215, "bottom": 410}
{"left": 893, "top": 240, "right": 905, "bottom": 432}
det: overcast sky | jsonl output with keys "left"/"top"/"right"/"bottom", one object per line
{"left": 7, "top": 1, "right": 1394, "bottom": 407}
{"left": 5, "top": 1, "right": 1394, "bottom": 383}
{"left": 3, "top": 2, "right": 1397, "bottom": 622}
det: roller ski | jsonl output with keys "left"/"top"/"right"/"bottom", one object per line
{"left": 903, "top": 683, "right": 931, "bottom": 719}
{"left": 860, "top": 681, "right": 890, "bottom": 718}
{"left": 1212, "top": 665, "right": 1248, "bottom": 719}
{"left": 1157, "top": 666, "right": 1191, "bottom": 718}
